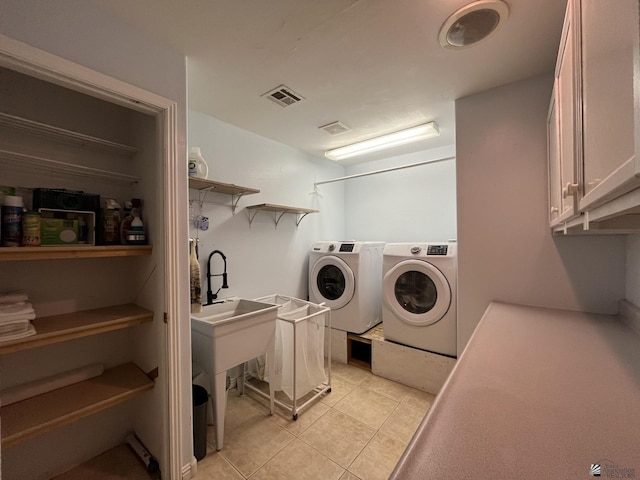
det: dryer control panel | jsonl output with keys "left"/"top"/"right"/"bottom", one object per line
{"left": 427, "top": 245, "right": 448, "bottom": 256}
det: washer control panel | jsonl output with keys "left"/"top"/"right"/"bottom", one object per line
{"left": 410, "top": 246, "right": 422, "bottom": 254}
{"left": 427, "top": 245, "right": 448, "bottom": 256}
{"left": 339, "top": 243, "right": 355, "bottom": 252}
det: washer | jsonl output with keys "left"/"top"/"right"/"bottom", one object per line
{"left": 309, "top": 241, "right": 384, "bottom": 334}
{"left": 382, "top": 242, "right": 457, "bottom": 357}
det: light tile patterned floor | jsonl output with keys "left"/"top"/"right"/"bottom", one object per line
{"left": 197, "top": 362, "right": 435, "bottom": 480}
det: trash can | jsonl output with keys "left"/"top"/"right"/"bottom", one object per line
{"left": 192, "top": 384, "right": 208, "bottom": 461}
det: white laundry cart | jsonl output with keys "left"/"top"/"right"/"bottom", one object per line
{"left": 246, "top": 294, "right": 331, "bottom": 420}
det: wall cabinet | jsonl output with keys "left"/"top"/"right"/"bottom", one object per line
{"left": 548, "top": 0, "right": 580, "bottom": 227}
{"left": 0, "top": 60, "right": 168, "bottom": 479}
{"left": 549, "top": 0, "right": 640, "bottom": 234}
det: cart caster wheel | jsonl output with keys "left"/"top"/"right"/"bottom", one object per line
{"left": 327, "top": 388, "right": 332, "bottom": 393}
{"left": 293, "top": 414, "right": 298, "bottom": 421}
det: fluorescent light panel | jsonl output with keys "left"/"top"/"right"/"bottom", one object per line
{"left": 325, "top": 122, "right": 440, "bottom": 161}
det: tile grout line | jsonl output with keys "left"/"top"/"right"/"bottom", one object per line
{"left": 214, "top": 364, "right": 426, "bottom": 480}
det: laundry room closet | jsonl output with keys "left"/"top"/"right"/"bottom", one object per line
{"left": 0, "top": 60, "right": 170, "bottom": 479}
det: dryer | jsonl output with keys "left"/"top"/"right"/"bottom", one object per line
{"left": 382, "top": 242, "right": 457, "bottom": 357}
{"left": 309, "top": 241, "right": 384, "bottom": 334}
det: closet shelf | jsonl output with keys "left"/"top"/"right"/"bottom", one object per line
{"left": 0, "top": 150, "right": 140, "bottom": 184}
{"left": 0, "top": 245, "right": 152, "bottom": 262}
{"left": 0, "top": 112, "right": 140, "bottom": 157}
{"left": 246, "top": 203, "right": 319, "bottom": 227}
{"left": 0, "top": 363, "right": 154, "bottom": 448}
{"left": 188, "top": 177, "right": 259, "bottom": 212}
{"left": 0, "top": 304, "right": 154, "bottom": 355}
{"left": 52, "top": 444, "right": 159, "bottom": 480}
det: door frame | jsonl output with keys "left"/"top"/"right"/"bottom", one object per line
{"left": 0, "top": 34, "right": 185, "bottom": 479}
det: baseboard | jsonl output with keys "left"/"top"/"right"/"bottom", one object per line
{"left": 181, "top": 457, "right": 197, "bottom": 480}
{"left": 619, "top": 299, "right": 640, "bottom": 336}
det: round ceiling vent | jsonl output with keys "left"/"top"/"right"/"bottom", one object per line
{"left": 439, "top": 0, "right": 509, "bottom": 50}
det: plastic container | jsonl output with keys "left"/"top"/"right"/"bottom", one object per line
{"left": 22, "top": 211, "right": 42, "bottom": 247}
{"left": 188, "top": 147, "right": 209, "bottom": 178}
{"left": 2, "top": 195, "right": 24, "bottom": 247}
{"left": 192, "top": 384, "right": 208, "bottom": 461}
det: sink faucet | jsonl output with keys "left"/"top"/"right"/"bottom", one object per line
{"left": 206, "top": 250, "right": 229, "bottom": 305}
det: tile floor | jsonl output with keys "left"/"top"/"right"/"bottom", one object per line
{"left": 197, "top": 362, "right": 435, "bottom": 480}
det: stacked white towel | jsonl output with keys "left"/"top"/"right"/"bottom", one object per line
{"left": 0, "top": 290, "right": 36, "bottom": 343}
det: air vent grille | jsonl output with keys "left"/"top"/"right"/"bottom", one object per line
{"left": 261, "top": 85, "right": 305, "bottom": 107}
{"left": 319, "top": 121, "right": 351, "bottom": 135}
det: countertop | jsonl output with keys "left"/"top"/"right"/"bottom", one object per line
{"left": 390, "top": 302, "right": 640, "bottom": 479}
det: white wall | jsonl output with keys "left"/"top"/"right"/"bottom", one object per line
{"left": 0, "top": 1, "right": 191, "bottom": 476}
{"left": 627, "top": 234, "right": 640, "bottom": 306}
{"left": 343, "top": 145, "right": 457, "bottom": 242}
{"left": 188, "top": 109, "right": 346, "bottom": 301}
{"left": 456, "top": 74, "right": 626, "bottom": 354}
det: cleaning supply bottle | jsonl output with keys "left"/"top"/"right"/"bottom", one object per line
{"left": 127, "top": 208, "right": 146, "bottom": 245}
{"left": 190, "top": 239, "right": 202, "bottom": 313}
{"left": 103, "top": 199, "right": 121, "bottom": 245}
{"left": 188, "top": 147, "right": 209, "bottom": 178}
{"left": 2, "top": 195, "right": 24, "bottom": 247}
{"left": 120, "top": 201, "right": 133, "bottom": 244}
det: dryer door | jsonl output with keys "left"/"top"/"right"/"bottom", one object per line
{"left": 383, "top": 260, "right": 451, "bottom": 326}
{"left": 310, "top": 256, "right": 355, "bottom": 309}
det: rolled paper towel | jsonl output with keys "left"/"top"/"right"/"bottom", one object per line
{"left": 1, "top": 363, "right": 104, "bottom": 406}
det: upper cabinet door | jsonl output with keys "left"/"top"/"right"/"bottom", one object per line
{"left": 548, "top": 90, "right": 561, "bottom": 226}
{"left": 548, "top": 0, "right": 579, "bottom": 227}
{"left": 580, "top": 0, "right": 640, "bottom": 209}
{"left": 556, "top": 0, "right": 580, "bottom": 221}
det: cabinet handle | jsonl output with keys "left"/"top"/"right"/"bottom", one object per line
{"left": 562, "top": 182, "right": 579, "bottom": 199}
{"left": 550, "top": 206, "right": 559, "bottom": 215}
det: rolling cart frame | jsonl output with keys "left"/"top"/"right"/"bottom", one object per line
{"left": 244, "top": 294, "right": 331, "bottom": 420}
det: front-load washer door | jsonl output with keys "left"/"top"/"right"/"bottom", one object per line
{"left": 383, "top": 260, "right": 451, "bottom": 326}
{"left": 310, "top": 256, "right": 355, "bottom": 309}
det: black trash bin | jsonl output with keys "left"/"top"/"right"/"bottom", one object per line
{"left": 192, "top": 384, "right": 208, "bottom": 461}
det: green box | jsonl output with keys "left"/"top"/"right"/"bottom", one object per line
{"left": 41, "top": 218, "right": 79, "bottom": 245}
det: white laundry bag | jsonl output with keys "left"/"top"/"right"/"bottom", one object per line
{"left": 253, "top": 295, "right": 328, "bottom": 400}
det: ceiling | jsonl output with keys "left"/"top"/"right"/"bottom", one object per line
{"left": 90, "top": 0, "right": 567, "bottom": 165}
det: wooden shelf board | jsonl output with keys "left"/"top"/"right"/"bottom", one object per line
{"left": 1, "top": 363, "right": 154, "bottom": 448}
{"left": 188, "top": 177, "right": 260, "bottom": 196}
{"left": 246, "top": 203, "right": 319, "bottom": 214}
{"left": 52, "top": 444, "right": 159, "bottom": 480}
{"left": 0, "top": 245, "right": 152, "bottom": 262}
{"left": 0, "top": 304, "right": 153, "bottom": 355}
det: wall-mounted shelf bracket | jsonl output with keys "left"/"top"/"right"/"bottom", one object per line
{"left": 188, "top": 177, "right": 259, "bottom": 213}
{"left": 246, "top": 203, "right": 319, "bottom": 228}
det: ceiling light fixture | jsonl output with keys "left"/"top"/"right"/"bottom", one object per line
{"left": 324, "top": 122, "right": 440, "bottom": 161}
{"left": 439, "top": 0, "right": 509, "bottom": 50}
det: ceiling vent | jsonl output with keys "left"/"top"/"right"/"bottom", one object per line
{"left": 261, "top": 85, "right": 305, "bottom": 107}
{"left": 319, "top": 121, "right": 351, "bottom": 135}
